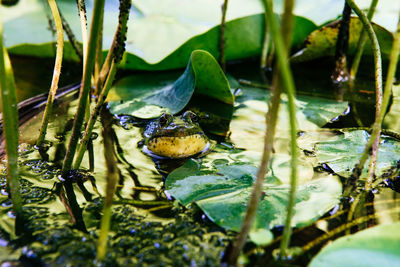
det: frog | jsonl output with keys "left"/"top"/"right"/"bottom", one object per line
{"left": 142, "top": 111, "right": 210, "bottom": 159}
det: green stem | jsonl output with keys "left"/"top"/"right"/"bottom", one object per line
{"left": 76, "top": 0, "right": 88, "bottom": 65}
{"left": 74, "top": 0, "right": 131, "bottom": 170}
{"left": 97, "top": 1, "right": 132, "bottom": 259}
{"left": 94, "top": 9, "right": 104, "bottom": 96}
{"left": 0, "top": 16, "right": 23, "bottom": 220}
{"left": 60, "top": 12, "right": 83, "bottom": 61}
{"left": 366, "top": 11, "right": 400, "bottom": 190}
{"left": 260, "top": 0, "right": 271, "bottom": 70}
{"left": 62, "top": 0, "right": 105, "bottom": 177}
{"left": 331, "top": 2, "right": 351, "bottom": 84}
{"left": 219, "top": 0, "right": 228, "bottom": 72}
{"left": 73, "top": 62, "right": 117, "bottom": 169}
{"left": 344, "top": 0, "right": 384, "bottom": 196}
{"left": 273, "top": 0, "right": 298, "bottom": 258}
{"left": 349, "top": 0, "right": 379, "bottom": 80}
{"left": 97, "top": 202, "right": 112, "bottom": 260}
{"left": 36, "top": 0, "right": 64, "bottom": 147}
{"left": 96, "top": 93, "right": 121, "bottom": 261}
{"left": 226, "top": 0, "right": 297, "bottom": 264}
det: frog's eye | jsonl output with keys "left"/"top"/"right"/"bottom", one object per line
{"left": 158, "top": 113, "right": 173, "bottom": 127}
{"left": 182, "top": 110, "right": 198, "bottom": 123}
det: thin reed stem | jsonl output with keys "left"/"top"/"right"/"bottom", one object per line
{"left": 331, "top": 2, "right": 351, "bottom": 84}
{"left": 260, "top": 0, "right": 271, "bottom": 70}
{"left": 350, "top": 0, "right": 379, "bottom": 80}
{"left": 76, "top": 0, "right": 88, "bottom": 65}
{"left": 344, "top": 0, "right": 383, "bottom": 196}
{"left": 97, "top": 109, "right": 118, "bottom": 260}
{"left": 62, "top": 0, "right": 105, "bottom": 177}
{"left": 0, "top": 16, "right": 23, "bottom": 224}
{"left": 94, "top": 9, "right": 104, "bottom": 96}
{"left": 96, "top": 0, "right": 132, "bottom": 260}
{"left": 277, "top": 0, "right": 297, "bottom": 258}
{"left": 36, "top": 0, "right": 64, "bottom": 147}
{"left": 73, "top": 62, "right": 117, "bottom": 169}
{"left": 226, "top": 0, "right": 297, "bottom": 263}
{"left": 366, "top": 10, "right": 400, "bottom": 190}
{"left": 219, "top": 0, "right": 228, "bottom": 72}
{"left": 60, "top": 12, "right": 83, "bottom": 61}
{"left": 74, "top": 0, "right": 131, "bottom": 170}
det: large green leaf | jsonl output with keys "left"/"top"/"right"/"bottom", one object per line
{"left": 3, "top": 0, "right": 399, "bottom": 69}
{"left": 298, "top": 130, "right": 400, "bottom": 178}
{"left": 165, "top": 159, "right": 342, "bottom": 232}
{"left": 107, "top": 50, "right": 233, "bottom": 119}
{"left": 1, "top": 0, "right": 315, "bottom": 70}
{"left": 291, "top": 17, "right": 394, "bottom": 63}
{"left": 309, "top": 222, "right": 400, "bottom": 267}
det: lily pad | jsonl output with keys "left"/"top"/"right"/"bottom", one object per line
{"left": 291, "top": 17, "right": 394, "bottom": 63}
{"left": 2, "top": 0, "right": 399, "bottom": 69}
{"left": 107, "top": 50, "right": 233, "bottom": 119}
{"left": 383, "top": 84, "right": 400, "bottom": 132}
{"left": 309, "top": 222, "right": 400, "bottom": 267}
{"left": 298, "top": 130, "right": 400, "bottom": 178}
{"left": 230, "top": 87, "right": 349, "bottom": 154}
{"left": 1, "top": 0, "right": 316, "bottom": 70}
{"left": 165, "top": 159, "right": 342, "bottom": 232}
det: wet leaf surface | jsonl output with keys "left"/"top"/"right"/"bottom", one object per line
{"left": 299, "top": 130, "right": 400, "bottom": 179}
{"left": 165, "top": 159, "right": 342, "bottom": 232}
{"left": 108, "top": 50, "right": 233, "bottom": 119}
{"left": 309, "top": 222, "right": 400, "bottom": 267}
{"left": 291, "top": 17, "right": 394, "bottom": 63}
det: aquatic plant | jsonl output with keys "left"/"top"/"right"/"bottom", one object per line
{"left": 0, "top": 1, "right": 22, "bottom": 232}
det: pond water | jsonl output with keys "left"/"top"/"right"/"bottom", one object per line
{"left": 1, "top": 57, "right": 400, "bottom": 266}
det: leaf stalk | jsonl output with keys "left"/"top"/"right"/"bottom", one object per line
{"left": 225, "top": 0, "right": 297, "bottom": 263}
{"left": 0, "top": 12, "right": 23, "bottom": 229}
{"left": 36, "top": 0, "right": 64, "bottom": 147}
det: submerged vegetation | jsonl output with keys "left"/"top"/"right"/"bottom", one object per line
{"left": 0, "top": 0, "right": 400, "bottom": 266}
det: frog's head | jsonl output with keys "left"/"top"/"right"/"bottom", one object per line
{"left": 144, "top": 111, "right": 209, "bottom": 158}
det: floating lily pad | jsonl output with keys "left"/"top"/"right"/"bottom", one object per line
{"left": 309, "top": 222, "right": 400, "bottom": 267}
{"left": 291, "top": 17, "right": 394, "bottom": 63}
{"left": 165, "top": 159, "right": 342, "bottom": 232}
{"left": 383, "top": 84, "right": 400, "bottom": 132}
{"left": 231, "top": 87, "right": 348, "bottom": 154}
{"left": 298, "top": 130, "right": 400, "bottom": 179}
{"left": 107, "top": 50, "right": 233, "bottom": 119}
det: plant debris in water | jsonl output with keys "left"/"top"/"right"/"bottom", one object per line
{"left": 0, "top": 168, "right": 231, "bottom": 266}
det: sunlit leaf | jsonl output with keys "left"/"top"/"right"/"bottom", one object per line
{"left": 291, "top": 17, "right": 394, "bottom": 63}
{"left": 108, "top": 50, "right": 233, "bottom": 119}
{"left": 230, "top": 87, "right": 348, "bottom": 153}
{"left": 298, "top": 130, "right": 400, "bottom": 178}
{"left": 1, "top": 0, "right": 313, "bottom": 70}
{"left": 165, "top": 159, "right": 342, "bottom": 232}
{"left": 309, "top": 222, "right": 400, "bottom": 267}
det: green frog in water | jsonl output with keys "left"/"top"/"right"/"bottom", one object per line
{"left": 142, "top": 111, "right": 210, "bottom": 159}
